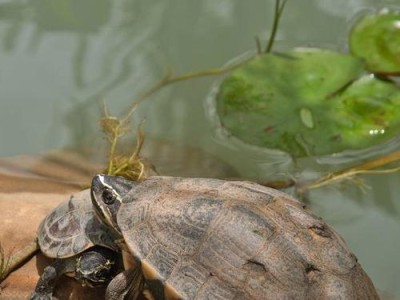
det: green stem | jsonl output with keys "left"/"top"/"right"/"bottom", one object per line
{"left": 124, "top": 57, "right": 253, "bottom": 116}
{"left": 265, "top": 0, "right": 288, "bottom": 53}
{"left": 255, "top": 36, "right": 263, "bottom": 54}
{"left": 107, "top": 127, "right": 120, "bottom": 175}
{"left": 0, "top": 239, "right": 39, "bottom": 282}
{"left": 298, "top": 150, "right": 400, "bottom": 193}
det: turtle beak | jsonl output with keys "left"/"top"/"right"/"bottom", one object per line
{"left": 90, "top": 174, "right": 104, "bottom": 202}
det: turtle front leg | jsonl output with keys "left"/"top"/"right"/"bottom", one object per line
{"left": 105, "top": 268, "right": 145, "bottom": 300}
{"left": 30, "top": 258, "right": 73, "bottom": 300}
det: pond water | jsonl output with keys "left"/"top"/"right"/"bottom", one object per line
{"left": 0, "top": 0, "right": 399, "bottom": 297}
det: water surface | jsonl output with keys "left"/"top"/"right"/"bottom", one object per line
{"left": 0, "top": 0, "right": 399, "bottom": 296}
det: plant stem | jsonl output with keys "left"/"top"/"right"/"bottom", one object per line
{"left": 259, "top": 151, "right": 400, "bottom": 194}
{"left": 107, "top": 126, "right": 120, "bottom": 175}
{"left": 265, "top": 0, "right": 288, "bottom": 53}
{"left": 0, "top": 239, "right": 39, "bottom": 282}
{"left": 299, "top": 150, "right": 400, "bottom": 192}
{"left": 124, "top": 57, "right": 253, "bottom": 117}
{"left": 255, "top": 36, "right": 263, "bottom": 54}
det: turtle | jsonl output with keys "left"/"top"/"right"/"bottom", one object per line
{"left": 30, "top": 189, "right": 124, "bottom": 300}
{"left": 90, "top": 174, "right": 380, "bottom": 300}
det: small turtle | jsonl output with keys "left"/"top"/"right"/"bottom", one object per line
{"left": 30, "top": 190, "right": 122, "bottom": 300}
{"left": 91, "top": 175, "right": 379, "bottom": 300}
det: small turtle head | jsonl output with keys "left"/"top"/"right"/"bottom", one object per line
{"left": 75, "top": 247, "right": 117, "bottom": 287}
{"left": 91, "top": 175, "right": 136, "bottom": 234}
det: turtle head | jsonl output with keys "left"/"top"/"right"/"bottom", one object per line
{"left": 75, "top": 247, "right": 118, "bottom": 287}
{"left": 91, "top": 175, "right": 136, "bottom": 234}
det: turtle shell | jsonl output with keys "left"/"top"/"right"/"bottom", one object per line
{"left": 38, "top": 189, "right": 118, "bottom": 258}
{"left": 116, "top": 176, "right": 378, "bottom": 300}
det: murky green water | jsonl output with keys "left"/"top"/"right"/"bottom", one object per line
{"left": 0, "top": 0, "right": 399, "bottom": 297}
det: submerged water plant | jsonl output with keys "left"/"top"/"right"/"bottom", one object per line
{"left": 100, "top": 104, "right": 150, "bottom": 181}
{"left": 0, "top": 243, "right": 10, "bottom": 282}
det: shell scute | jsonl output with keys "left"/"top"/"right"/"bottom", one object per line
{"left": 146, "top": 246, "right": 179, "bottom": 280}
{"left": 71, "top": 234, "right": 91, "bottom": 255}
{"left": 47, "top": 198, "right": 82, "bottom": 239}
{"left": 166, "top": 261, "right": 208, "bottom": 299}
{"left": 220, "top": 180, "right": 280, "bottom": 206}
{"left": 118, "top": 203, "right": 149, "bottom": 232}
{"left": 148, "top": 197, "right": 224, "bottom": 256}
{"left": 126, "top": 223, "right": 157, "bottom": 259}
{"left": 254, "top": 236, "right": 308, "bottom": 288}
{"left": 55, "top": 240, "right": 73, "bottom": 258}
{"left": 195, "top": 276, "right": 237, "bottom": 300}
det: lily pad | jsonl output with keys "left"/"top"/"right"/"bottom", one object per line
{"left": 216, "top": 48, "right": 400, "bottom": 157}
{"left": 350, "top": 10, "right": 400, "bottom": 75}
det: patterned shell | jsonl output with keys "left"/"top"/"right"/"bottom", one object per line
{"left": 38, "top": 189, "right": 118, "bottom": 258}
{"left": 117, "top": 177, "right": 378, "bottom": 300}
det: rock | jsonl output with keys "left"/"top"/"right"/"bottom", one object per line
{"left": 0, "top": 150, "right": 101, "bottom": 193}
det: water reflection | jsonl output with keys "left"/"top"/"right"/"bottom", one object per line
{"left": 0, "top": 0, "right": 168, "bottom": 154}
{"left": 0, "top": 0, "right": 110, "bottom": 52}
{"left": 0, "top": 0, "right": 399, "bottom": 297}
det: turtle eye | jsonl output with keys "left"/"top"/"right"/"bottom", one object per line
{"left": 102, "top": 189, "right": 116, "bottom": 205}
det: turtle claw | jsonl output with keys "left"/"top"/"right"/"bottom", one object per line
{"left": 29, "top": 292, "right": 52, "bottom": 300}
{"left": 30, "top": 265, "right": 57, "bottom": 297}
{"left": 30, "top": 294, "right": 60, "bottom": 300}
{"left": 30, "top": 262, "right": 64, "bottom": 300}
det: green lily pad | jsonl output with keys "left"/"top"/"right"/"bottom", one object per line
{"left": 350, "top": 10, "right": 400, "bottom": 75}
{"left": 216, "top": 48, "right": 400, "bottom": 157}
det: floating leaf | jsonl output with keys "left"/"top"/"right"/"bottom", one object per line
{"left": 331, "top": 75, "right": 400, "bottom": 149}
{"left": 216, "top": 48, "right": 400, "bottom": 157}
{"left": 350, "top": 10, "right": 400, "bottom": 75}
